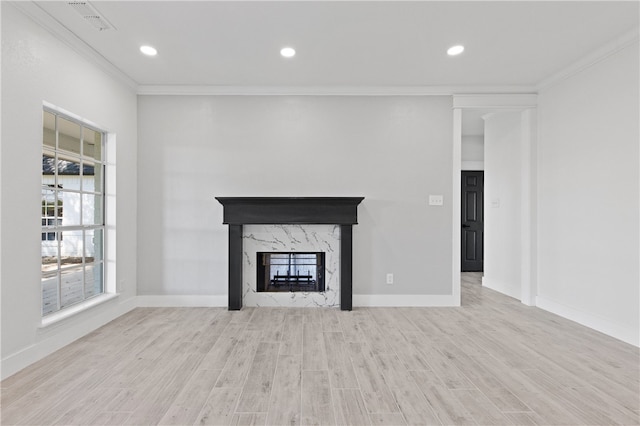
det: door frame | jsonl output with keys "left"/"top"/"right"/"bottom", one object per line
{"left": 452, "top": 94, "right": 538, "bottom": 306}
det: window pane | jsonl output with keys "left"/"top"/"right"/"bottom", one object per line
{"left": 82, "top": 193, "right": 103, "bottom": 225}
{"left": 43, "top": 111, "right": 56, "bottom": 148}
{"left": 60, "top": 266, "right": 84, "bottom": 308}
{"left": 42, "top": 273, "right": 59, "bottom": 316}
{"left": 59, "top": 192, "right": 81, "bottom": 226}
{"left": 42, "top": 235, "right": 59, "bottom": 274}
{"left": 57, "top": 157, "right": 82, "bottom": 191}
{"left": 85, "top": 229, "right": 103, "bottom": 263}
{"left": 42, "top": 188, "right": 55, "bottom": 217}
{"left": 83, "top": 128, "right": 102, "bottom": 161}
{"left": 42, "top": 152, "right": 56, "bottom": 179}
{"left": 85, "top": 262, "right": 103, "bottom": 298}
{"left": 58, "top": 117, "right": 81, "bottom": 155}
{"left": 60, "top": 230, "right": 83, "bottom": 267}
{"left": 83, "top": 161, "right": 101, "bottom": 193}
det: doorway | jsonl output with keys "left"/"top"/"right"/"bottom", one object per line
{"left": 453, "top": 95, "right": 537, "bottom": 305}
{"left": 461, "top": 171, "right": 484, "bottom": 272}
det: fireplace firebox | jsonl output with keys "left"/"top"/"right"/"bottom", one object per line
{"left": 257, "top": 252, "right": 325, "bottom": 292}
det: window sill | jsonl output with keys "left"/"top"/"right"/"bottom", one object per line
{"left": 39, "top": 293, "right": 119, "bottom": 329}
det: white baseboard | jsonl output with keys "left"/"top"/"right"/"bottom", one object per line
{"left": 353, "top": 294, "right": 459, "bottom": 307}
{"left": 1, "top": 296, "right": 137, "bottom": 380}
{"left": 536, "top": 296, "right": 639, "bottom": 347}
{"left": 481, "top": 277, "right": 521, "bottom": 300}
{"left": 137, "top": 295, "right": 228, "bottom": 307}
{"left": 137, "top": 294, "right": 460, "bottom": 308}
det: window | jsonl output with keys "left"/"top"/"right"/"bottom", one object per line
{"left": 42, "top": 109, "right": 105, "bottom": 316}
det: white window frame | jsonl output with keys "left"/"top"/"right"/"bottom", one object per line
{"left": 41, "top": 106, "right": 109, "bottom": 318}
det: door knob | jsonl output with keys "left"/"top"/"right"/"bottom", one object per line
{"left": 462, "top": 224, "right": 470, "bottom": 228}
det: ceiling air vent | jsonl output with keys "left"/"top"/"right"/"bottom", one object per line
{"left": 68, "top": 1, "right": 115, "bottom": 31}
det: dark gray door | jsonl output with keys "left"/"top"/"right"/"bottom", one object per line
{"left": 461, "top": 171, "right": 484, "bottom": 272}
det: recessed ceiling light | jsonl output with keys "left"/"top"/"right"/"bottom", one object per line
{"left": 280, "top": 47, "right": 296, "bottom": 58}
{"left": 447, "top": 45, "right": 465, "bottom": 56}
{"left": 140, "top": 45, "right": 157, "bottom": 56}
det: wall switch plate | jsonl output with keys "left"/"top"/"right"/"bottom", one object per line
{"left": 429, "top": 195, "right": 444, "bottom": 206}
{"left": 386, "top": 273, "right": 394, "bottom": 285}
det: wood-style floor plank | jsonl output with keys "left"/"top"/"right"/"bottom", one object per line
{"left": 450, "top": 389, "right": 510, "bottom": 425}
{"left": 215, "top": 330, "right": 263, "bottom": 388}
{"left": 302, "top": 322, "right": 329, "bottom": 371}
{"left": 331, "top": 388, "right": 371, "bottom": 426}
{"left": 194, "top": 387, "right": 242, "bottom": 425}
{"left": 231, "top": 412, "right": 267, "bottom": 425}
{"left": 235, "top": 341, "right": 280, "bottom": 413}
{"left": 410, "top": 370, "right": 476, "bottom": 426}
{"left": 158, "top": 368, "right": 222, "bottom": 425}
{"left": 301, "top": 370, "right": 335, "bottom": 426}
{"left": 390, "top": 380, "right": 441, "bottom": 425}
{"left": 346, "top": 342, "right": 399, "bottom": 414}
{"left": 323, "top": 331, "right": 359, "bottom": 389}
{"left": 2, "top": 273, "right": 638, "bottom": 426}
{"left": 368, "top": 413, "right": 408, "bottom": 425}
{"left": 265, "top": 355, "right": 302, "bottom": 426}
{"left": 280, "top": 314, "right": 303, "bottom": 356}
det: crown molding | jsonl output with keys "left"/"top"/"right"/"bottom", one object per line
{"left": 10, "top": 1, "right": 138, "bottom": 92}
{"left": 452, "top": 94, "right": 538, "bottom": 109}
{"left": 136, "top": 84, "right": 537, "bottom": 96}
{"left": 537, "top": 27, "right": 639, "bottom": 91}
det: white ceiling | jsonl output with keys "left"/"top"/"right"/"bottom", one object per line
{"left": 32, "top": 1, "right": 639, "bottom": 89}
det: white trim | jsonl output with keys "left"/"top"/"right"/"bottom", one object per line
{"left": 353, "top": 294, "right": 459, "bottom": 307}
{"left": 536, "top": 296, "right": 639, "bottom": 347}
{"left": 537, "top": 27, "right": 640, "bottom": 91}
{"left": 481, "top": 277, "right": 521, "bottom": 301}
{"left": 461, "top": 161, "right": 484, "bottom": 171}
{"left": 40, "top": 294, "right": 119, "bottom": 328}
{"left": 42, "top": 101, "right": 110, "bottom": 134}
{"left": 10, "top": 2, "right": 138, "bottom": 91}
{"left": 104, "top": 132, "right": 117, "bottom": 295}
{"left": 452, "top": 108, "right": 462, "bottom": 306}
{"left": 137, "top": 85, "right": 537, "bottom": 97}
{"left": 136, "top": 295, "right": 227, "bottom": 307}
{"left": 453, "top": 94, "right": 538, "bottom": 109}
{"left": 138, "top": 294, "right": 460, "bottom": 308}
{"left": 520, "top": 109, "right": 537, "bottom": 306}
{"left": 1, "top": 296, "right": 137, "bottom": 380}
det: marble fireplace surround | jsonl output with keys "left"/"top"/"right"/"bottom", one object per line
{"left": 215, "top": 197, "right": 364, "bottom": 311}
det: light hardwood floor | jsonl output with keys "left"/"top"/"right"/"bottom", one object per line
{"left": 2, "top": 273, "right": 639, "bottom": 425}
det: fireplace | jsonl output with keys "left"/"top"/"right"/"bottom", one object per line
{"left": 215, "top": 197, "right": 364, "bottom": 311}
{"left": 257, "top": 252, "right": 325, "bottom": 293}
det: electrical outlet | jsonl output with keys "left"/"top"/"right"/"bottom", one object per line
{"left": 386, "top": 273, "right": 394, "bottom": 285}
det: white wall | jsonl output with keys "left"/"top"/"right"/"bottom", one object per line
{"left": 1, "top": 4, "right": 138, "bottom": 378}
{"left": 137, "top": 95, "right": 454, "bottom": 302}
{"left": 483, "top": 112, "right": 523, "bottom": 299}
{"left": 461, "top": 135, "right": 484, "bottom": 171}
{"left": 537, "top": 41, "right": 639, "bottom": 346}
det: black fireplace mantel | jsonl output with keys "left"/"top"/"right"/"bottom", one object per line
{"left": 215, "top": 197, "right": 364, "bottom": 311}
